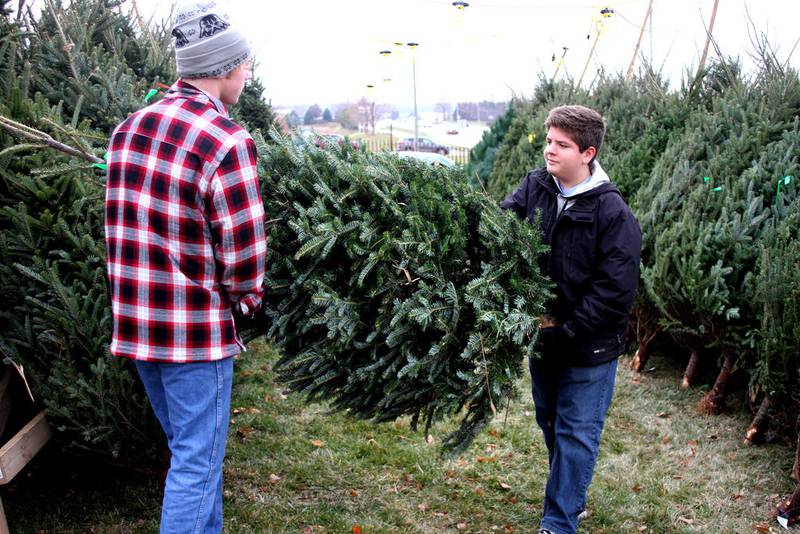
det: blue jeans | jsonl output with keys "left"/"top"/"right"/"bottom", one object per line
{"left": 135, "top": 358, "right": 234, "bottom": 534}
{"left": 530, "top": 356, "right": 617, "bottom": 534}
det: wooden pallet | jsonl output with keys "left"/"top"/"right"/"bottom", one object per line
{"left": 0, "top": 366, "right": 52, "bottom": 533}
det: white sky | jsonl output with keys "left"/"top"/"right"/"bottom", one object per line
{"left": 130, "top": 1, "right": 800, "bottom": 107}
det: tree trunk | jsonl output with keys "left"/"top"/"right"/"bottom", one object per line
{"left": 773, "top": 484, "right": 800, "bottom": 527}
{"left": 696, "top": 353, "right": 735, "bottom": 414}
{"left": 743, "top": 395, "right": 771, "bottom": 446}
{"left": 793, "top": 416, "right": 800, "bottom": 482}
{"left": 631, "top": 325, "right": 660, "bottom": 372}
{"left": 771, "top": 418, "right": 800, "bottom": 527}
{"left": 630, "top": 343, "right": 649, "bottom": 372}
{"left": 681, "top": 350, "right": 700, "bottom": 389}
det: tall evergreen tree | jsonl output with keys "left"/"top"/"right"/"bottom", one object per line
{"left": 467, "top": 101, "right": 516, "bottom": 189}
{"left": 233, "top": 73, "right": 276, "bottom": 136}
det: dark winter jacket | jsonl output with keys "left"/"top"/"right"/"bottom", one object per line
{"left": 500, "top": 165, "right": 642, "bottom": 366}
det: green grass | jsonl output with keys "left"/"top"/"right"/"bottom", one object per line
{"left": 5, "top": 340, "right": 796, "bottom": 533}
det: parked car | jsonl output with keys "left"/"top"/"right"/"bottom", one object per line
{"left": 396, "top": 150, "right": 455, "bottom": 168}
{"left": 446, "top": 129, "right": 459, "bottom": 135}
{"left": 396, "top": 137, "right": 449, "bottom": 155}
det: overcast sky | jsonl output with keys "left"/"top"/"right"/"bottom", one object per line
{"left": 131, "top": 1, "right": 800, "bottom": 108}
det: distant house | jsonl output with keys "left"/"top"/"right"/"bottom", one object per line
{"left": 273, "top": 114, "right": 290, "bottom": 134}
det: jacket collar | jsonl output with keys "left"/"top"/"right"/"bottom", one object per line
{"left": 553, "top": 161, "right": 611, "bottom": 198}
{"left": 162, "top": 79, "right": 229, "bottom": 117}
{"left": 535, "top": 163, "right": 617, "bottom": 200}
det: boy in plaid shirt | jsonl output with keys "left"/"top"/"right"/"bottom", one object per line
{"left": 104, "top": 2, "right": 266, "bottom": 532}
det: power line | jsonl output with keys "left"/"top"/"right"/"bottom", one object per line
{"left": 615, "top": 8, "right": 651, "bottom": 32}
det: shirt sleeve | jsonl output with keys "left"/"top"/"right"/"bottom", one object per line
{"left": 207, "top": 137, "right": 267, "bottom": 315}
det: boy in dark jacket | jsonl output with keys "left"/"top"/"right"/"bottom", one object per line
{"left": 500, "top": 105, "right": 642, "bottom": 534}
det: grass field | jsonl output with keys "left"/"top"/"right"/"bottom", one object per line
{"left": 5, "top": 340, "right": 796, "bottom": 533}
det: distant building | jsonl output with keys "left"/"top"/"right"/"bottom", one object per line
{"left": 453, "top": 101, "right": 507, "bottom": 124}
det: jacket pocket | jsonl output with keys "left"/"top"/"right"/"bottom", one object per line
{"left": 563, "top": 208, "right": 596, "bottom": 285}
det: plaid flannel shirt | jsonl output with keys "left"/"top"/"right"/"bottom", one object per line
{"left": 105, "top": 80, "right": 267, "bottom": 362}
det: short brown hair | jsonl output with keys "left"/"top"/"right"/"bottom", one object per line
{"left": 544, "top": 105, "right": 606, "bottom": 160}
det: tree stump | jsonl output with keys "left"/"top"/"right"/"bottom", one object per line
{"left": 681, "top": 349, "right": 700, "bottom": 389}
{"left": 743, "top": 395, "right": 771, "bottom": 446}
{"left": 696, "top": 353, "right": 734, "bottom": 414}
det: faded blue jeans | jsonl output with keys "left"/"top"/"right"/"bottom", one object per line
{"left": 135, "top": 358, "right": 234, "bottom": 534}
{"left": 530, "top": 356, "right": 618, "bottom": 534}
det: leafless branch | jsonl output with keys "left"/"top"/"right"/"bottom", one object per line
{"left": 0, "top": 114, "right": 104, "bottom": 164}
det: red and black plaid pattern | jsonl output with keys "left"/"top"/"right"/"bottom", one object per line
{"left": 105, "top": 80, "right": 266, "bottom": 362}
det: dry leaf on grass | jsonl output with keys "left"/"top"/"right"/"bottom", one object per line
{"left": 236, "top": 426, "right": 254, "bottom": 440}
{"left": 233, "top": 406, "right": 262, "bottom": 414}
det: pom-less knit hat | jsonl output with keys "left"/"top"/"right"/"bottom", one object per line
{"left": 172, "top": 1, "right": 251, "bottom": 79}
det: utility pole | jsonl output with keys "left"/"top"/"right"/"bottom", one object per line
{"left": 696, "top": 0, "right": 720, "bottom": 76}
{"left": 577, "top": 31, "right": 600, "bottom": 88}
{"left": 626, "top": 0, "right": 654, "bottom": 80}
{"left": 551, "top": 47, "right": 569, "bottom": 84}
{"left": 649, "top": 4, "right": 654, "bottom": 63}
{"left": 408, "top": 42, "right": 419, "bottom": 152}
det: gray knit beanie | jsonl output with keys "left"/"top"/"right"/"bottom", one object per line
{"left": 172, "top": 1, "right": 251, "bottom": 79}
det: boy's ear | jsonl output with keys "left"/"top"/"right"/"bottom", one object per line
{"left": 582, "top": 146, "right": 597, "bottom": 164}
